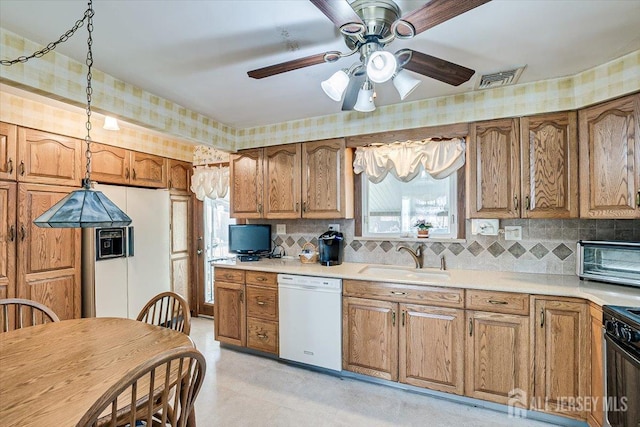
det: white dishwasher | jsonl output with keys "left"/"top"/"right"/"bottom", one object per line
{"left": 278, "top": 273, "right": 342, "bottom": 371}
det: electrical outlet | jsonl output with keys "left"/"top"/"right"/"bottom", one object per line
{"left": 276, "top": 224, "right": 286, "bottom": 234}
{"left": 328, "top": 223, "right": 340, "bottom": 232}
{"left": 471, "top": 219, "right": 499, "bottom": 235}
{"left": 504, "top": 226, "right": 522, "bottom": 241}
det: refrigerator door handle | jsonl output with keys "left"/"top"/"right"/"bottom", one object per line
{"left": 127, "top": 226, "right": 134, "bottom": 257}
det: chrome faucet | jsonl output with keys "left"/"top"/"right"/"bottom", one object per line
{"left": 397, "top": 244, "right": 425, "bottom": 269}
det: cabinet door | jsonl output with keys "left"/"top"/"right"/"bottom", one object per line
{"left": 0, "top": 181, "right": 16, "bottom": 299}
{"left": 230, "top": 149, "right": 263, "bottom": 218}
{"left": 588, "top": 303, "right": 604, "bottom": 427}
{"left": 213, "top": 280, "right": 245, "bottom": 346}
{"left": 16, "top": 183, "right": 81, "bottom": 320}
{"left": 0, "top": 122, "right": 17, "bottom": 181}
{"left": 465, "top": 310, "right": 530, "bottom": 405}
{"left": 579, "top": 93, "right": 640, "bottom": 218}
{"left": 89, "top": 142, "right": 131, "bottom": 185}
{"left": 264, "top": 144, "right": 301, "bottom": 219}
{"left": 170, "top": 193, "right": 191, "bottom": 306}
{"left": 468, "top": 118, "right": 521, "bottom": 218}
{"left": 533, "top": 298, "right": 590, "bottom": 420}
{"left": 520, "top": 111, "right": 578, "bottom": 218}
{"left": 168, "top": 159, "right": 192, "bottom": 192}
{"left": 130, "top": 151, "right": 167, "bottom": 188}
{"left": 399, "top": 304, "right": 464, "bottom": 395}
{"left": 17, "top": 128, "right": 82, "bottom": 186}
{"left": 342, "top": 296, "right": 398, "bottom": 380}
{"left": 302, "top": 138, "right": 353, "bottom": 219}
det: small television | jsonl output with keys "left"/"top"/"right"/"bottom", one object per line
{"left": 228, "top": 224, "right": 272, "bottom": 255}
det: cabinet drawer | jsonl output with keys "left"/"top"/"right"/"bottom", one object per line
{"left": 343, "top": 280, "right": 464, "bottom": 309}
{"left": 247, "top": 317, "right": 278, "bottom": 354}
{"left": 214, "top": 268, "right": 244, "bottom": 283}
{"left": 246, "top": 270, "right": 277, "bottom": 288}
{"left": 246, "top": 285, "right": 278, "bottom": 321}
{"left": 466, "top": 290, "right": 529, "bottom": 315}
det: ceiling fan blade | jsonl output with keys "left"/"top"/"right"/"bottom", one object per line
{"left": 401, "top": 49, "right": 474, "bottom": 86}
{"left": 400, "top": 0, "right": 491, "bottom": 36}
{"left": 247, "top": 53, "right": 328, "bottom": 79}
{"left": 309, "top": 0, "right": 364, "bottom": 31}
{"left": 341, "top": 72, "right": 365, "bottom": 111}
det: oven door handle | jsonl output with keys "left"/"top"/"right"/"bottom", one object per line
{"left": 605, "top": 333, "right": 640, "bottom": 368}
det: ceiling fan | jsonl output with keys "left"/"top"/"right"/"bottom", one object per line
{"left": 247, "top": 0, "right": 491, "bottom": 112}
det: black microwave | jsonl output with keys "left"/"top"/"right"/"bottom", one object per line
{"left": 95, "top": 227, "right": 133, "bottom": 260}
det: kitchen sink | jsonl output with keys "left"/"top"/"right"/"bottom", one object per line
{"left": 358, "top": 265, "right": 450, "bottom": 281}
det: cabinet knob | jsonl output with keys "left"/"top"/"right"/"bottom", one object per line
{"left": 8, "top": 225, "right": 15, "bottom": 242}
{"left": 19, "top": 161, "right": 25, "bottom": 176}
{"left": 540, "top": 308, "right": 545, "bottom": 328}
{"left": 392, "top": 311, "right": 396, "bottom": 327}
{"left": 469, "top": 318, "right": 473, "bottom": 336}
{"left": 488, "top": 299, "right": 508, "bottom": 305}
{"left": 636, "top": 191, "right": 639, "bottom": 207}
{"left": 19, "top": 225, "right": 26, "bottom": 241}
{"left": 7, "top": 158, "right": 13, "bottom": 174}
{"left": 390, "top": 291, "right": 406, "bottom": 296}
{"left": 514, "top": 194, "right": 519, "bottom": 210}
{"left": 125, "top": 168, "right": 130, "bottom": 179}
{"left": 256, "top": 333, "right": 268, "bottom": 340}
{"left": 525, "top": 196, "right": 530, "bottom": 210}
{"left": 256, "top": 300, "right": 266, "bottom": 306}
{"left": 256, "top": 276, "right": 267, "bottom": 282}
{"left": 132, "top": 169, "right": 137, "bottom": 180}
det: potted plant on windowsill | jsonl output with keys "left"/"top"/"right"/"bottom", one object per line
{"left": 413, "top": 219, "right": 433, "bottom": 238}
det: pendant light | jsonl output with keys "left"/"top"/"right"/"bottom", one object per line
{"left": 32, "top": 0, "right": 131, "bottom": 228}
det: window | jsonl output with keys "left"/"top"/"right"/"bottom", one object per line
{"left": 362, "top": 170, "right": 458, "bottom": 239}
{"left": 203, "top": 193, "right": 235, "bottom": 304}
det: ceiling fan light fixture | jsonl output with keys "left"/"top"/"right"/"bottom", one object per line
{"left": 393, "top": 69, "right": 421, "bottom": 100}
{"left": 366, "top": 50, "right": 397, "bottom": 83}
{"left": 354, "top": 81, "right": 376, "bottom": 112}
{"left": 321, "top": 69, "right": 350, "bottom": 102}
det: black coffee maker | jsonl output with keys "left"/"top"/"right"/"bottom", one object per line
{"left": 318, "top": 230, "right": 344, "bottom": 266}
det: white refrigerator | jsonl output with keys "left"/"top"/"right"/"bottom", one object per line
{"left": 82, "top": 184, "right": 171, "bottom": 319}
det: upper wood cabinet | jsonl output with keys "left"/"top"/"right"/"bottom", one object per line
{"left": 168, "top": 159, "right": 192, "bottom": 192}
{"left": 579, "top": 93, "right": 640, "bottom": 218}
{"left": 89, "top": 142, "right": 131, "bottom": 185}
{"left": 302, "top": 138, "right": 354, "bottom": 219}
{"left": 130, "top": 151, "right": 167, "bottom": 188}
{"left": 17, "top": 183, "right": 81, "bottom": 320}
{"left": 468, "top": 118, "right": 521, "bottom": 218}
{"left": 0, "top": 122, "right": 17, "bottom": 181}
{"left": 17, "top": 128, "right": 82, "bottom": 186}
{"left": 532, "top": 297, "right": 590, "bottom": 420}
{"left": 230, "top": 138, "right": 354, "bottom": 219}
{"left": 520, "top": 111, "right": 579, "bottom": 218}
{"left": 263, "top": 144, "right": 301, "bottom": 218}
{"left": 0, "top": 181, "right": 16, "bottom": 300}
{"left": 229, "top": 148, "right": 263, "bottom": 218}
{"left": 89, "top": 142, "right": 168, "bottom": 188}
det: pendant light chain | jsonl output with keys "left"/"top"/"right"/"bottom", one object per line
{"left": 83, "top": 0, "right": 95, "bottom": 188}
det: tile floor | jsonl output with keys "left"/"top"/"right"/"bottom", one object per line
{"left": 191, "top": 317, "right": 563, "bottom": 427}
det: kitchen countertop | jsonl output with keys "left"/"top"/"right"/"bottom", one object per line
{"left": 213, "top": 258, "right": 640, "bottom": 307}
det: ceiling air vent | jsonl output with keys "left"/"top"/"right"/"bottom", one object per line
{"left": 476, "top": 66, "right": 526, "bottom": 89}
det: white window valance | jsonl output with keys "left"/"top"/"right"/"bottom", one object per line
{"left": 353, "top": 138, "right": 466, "bottom": 183}
{"left": 190, "top": 165, "right": 229, "bottom": 201}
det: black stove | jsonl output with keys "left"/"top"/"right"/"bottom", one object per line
{"left": 602, "top": 305, "right": 640, "bottom": 427}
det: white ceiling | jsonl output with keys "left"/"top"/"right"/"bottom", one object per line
{"left": 1, "top": 0, "right": 639, "bottom": 129}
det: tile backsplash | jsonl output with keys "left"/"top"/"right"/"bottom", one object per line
{"left": 254, "top": 218, "right": 640, "bottom": 275}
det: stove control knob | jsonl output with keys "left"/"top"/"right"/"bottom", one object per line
{"left": 605, "top": 320, "right": 617, "bottom": 335}
{"left": 619, "top": 326, "right": 640, "bottom": 344}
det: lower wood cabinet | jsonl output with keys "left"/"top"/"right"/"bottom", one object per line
{"left": 342, "top": 296, "right": 398, "bottom": 381}
{"left": 588, "top": 303, "right": 605, "bottom": 427}
{"left": 342, "top": 281, "right": 465, "bottom": 394}
{"left": 532, "top": 297, "right": 590, "bottom": 420}
{"left": 400, "top": 304, "right": 465, "bottom": 395}
{"left": 213, "top": 279, "right": 245, "bottom": 347}
{"left": 464, "top": 310, "right": 530, "bottom": 405}
{"left": 213, "top": 268, "right": 279, "bottom": 355}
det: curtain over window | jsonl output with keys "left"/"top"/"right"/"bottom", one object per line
{"left": 353, "top": 138, "right": 466, "bottom": 183}
{"left": 190, "top": 165, "right": 229, "bottom": 200}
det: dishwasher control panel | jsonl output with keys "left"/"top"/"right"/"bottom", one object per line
{"left": 277, "top": 274, "right": 342, "bottom": 290}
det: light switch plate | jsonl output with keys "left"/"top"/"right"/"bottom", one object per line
{"left": 504, "top": 226, "right": 522, "bottom": 241}
{"left": 276, "top": 224, "right": 286, "bottom": 234}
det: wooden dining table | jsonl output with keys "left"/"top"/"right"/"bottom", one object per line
{"left": 0, "top": 317, "right": 194, "bottom": 427}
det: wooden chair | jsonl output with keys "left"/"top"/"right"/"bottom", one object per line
{"left": 0, "top": 298, "right": 60, "bottom": 332}
{"left": 77, "top": 347, "right": 206, "bottom": 427}
{"left": 137, "top": 291, "right": 192, "bottom": 335}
